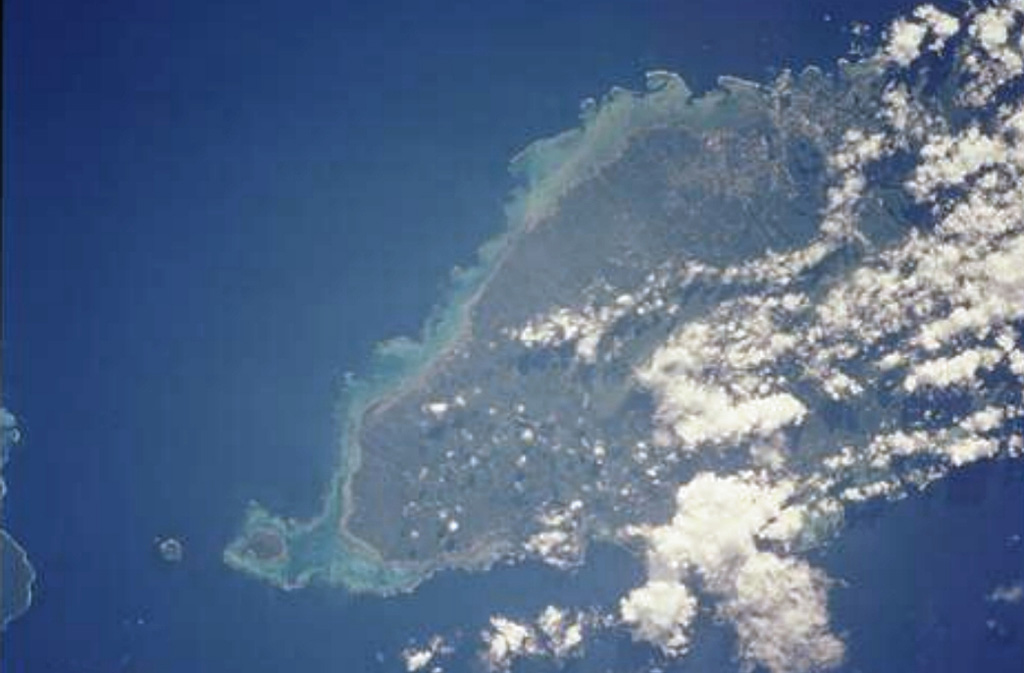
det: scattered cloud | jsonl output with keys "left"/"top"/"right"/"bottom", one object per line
{"left": 401, "top": 635, "right": 451, "bottom": 673}
{"left": 988, "top": 581, "right": 1024, "bottom": 604}
{"left": 480, "top": 607, "right": 592, "bottom": 671}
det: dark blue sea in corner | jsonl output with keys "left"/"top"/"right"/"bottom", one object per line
{"left": 5, "top": 0, "right": 1020, "bottom": 671}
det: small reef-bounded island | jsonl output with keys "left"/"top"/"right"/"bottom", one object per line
{"left": 2, "top": 408, "right": 37, "bottom": 630}
{"left": 226, "top": 8, "right": 1024, "bottom": 652}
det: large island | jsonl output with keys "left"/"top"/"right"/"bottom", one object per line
{"left": 226, "top": 3, "right": 1024, "bottom": 610}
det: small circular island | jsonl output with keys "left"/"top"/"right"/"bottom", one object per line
{"left": 155, "top": 537, "right": 184, "bottom": 563}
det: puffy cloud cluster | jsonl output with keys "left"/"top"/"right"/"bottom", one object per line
{"left": 959, "top": 2, "right": 1024, "bottom": 106}
{"left": 885, "top": 17, "right": 931, "bottom": 66}
{"left": 535, "top": 605, "right": 586, "bottom": 659}
{"left": 524, "top": 500, "right": 585, "bottom": 569}
{"left": 642, "top": 376, "right": 808, "bottom": 449}
{"left": 903, "top": 347, "right": 1004, "bottom": 392}
{"left": 621, "top": 472, "right": 844, "bottom": 673}
{"left": 723, "top": 554, "right": 843, "bottom": 673}
{"left": 880, "top": 1, "right": 1022, "bottom": 107}
{"left": 620, "top": 580, "right": 698, "bottom": 655}
{"left": 401, "top": 635, "right": 451, "bottom": 673}
{"left": 481, "top": 616, "right": 538, "bottom": 671}
{"left": 511, "top": 297, "right": 637, "bottom": 364}
{"left": 636, "top": 294, "right": 809, "bottom": 449}
{"left": 480, "top": 607, "right": 590, "bottom": 671}
{"left": 882, "top": 4, "right": 960, "bottom": 66}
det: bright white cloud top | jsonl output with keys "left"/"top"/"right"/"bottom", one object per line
{"left": 480, "top": 608, "right": 591, "bottom": 671}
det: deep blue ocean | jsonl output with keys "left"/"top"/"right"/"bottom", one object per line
{"left": 3, "top": 0, "right": 1021, "bottom": 671}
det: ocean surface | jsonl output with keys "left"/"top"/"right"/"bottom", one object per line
{"left": 3, "top": 0, "right": 1021, "bottom": 671}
